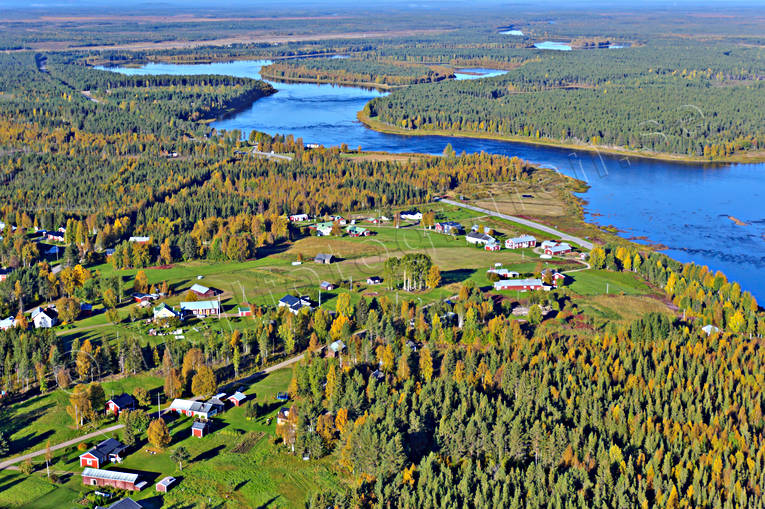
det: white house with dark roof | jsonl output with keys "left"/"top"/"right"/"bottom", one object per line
{"left": 466, "top": 231, "right": 496, "bottom": 246}
{"left": 278, "top": 295, "right": 311, "bottom": 314}
{"left": 31, "top": 306, "right": 57, "bottom": 328}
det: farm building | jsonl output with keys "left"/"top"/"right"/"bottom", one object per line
{"left": 434, "top": 221, "right": 464, "bottom": 235}
{"left": 168, "top": 399, "right": 217, "bottom": 420}
{"left": 702, "top": 324, "right": 720, "bottom": 336}
{"left": 106, "top": 394, "right": 137, "bottom": 416}
{"left": 493, "top": 278, "right": 548, "bottom": 292}
{"left": 466, "top": 231, "right": 496, "bottom": 246}
{"left": 79, "top": 439, "right": 128, "bottom": 469}
{"left": 505, "top": 235, "right": 537, "bottom": 249}
{"left": 156, "top": 476, "right": 176, "bottom": 493}
{"left": 191, "top": 420, "right": 211, "bottom": 438}
{"left": 320, "top": 281, "right": 336, "bottom": 291}
{"left": 487, "top": 268, "right": 519, "bottom": 278}
{"left": 314, "top": 253, "right": 333, "bottom": 264}
{"left": 133, "top": 293, "right": 159, "bottom": 304}
{"left": 309, "top": 222, "right": 334, "bottom": 236}
{"left": 81, "top": 468, "right": 143, "bottom": 491}
{"left": 346, "top": 225, "right": 370, "bottom": 237}
{"left": 278, "top": 294, "right": 312, "bottom": 314}
{"left": 128, "top": 236, "right": 151, "bottom": 244}
{"left": 366, "top": 276, "right": 382, "bottom": 285}
{"left": 289, "top": 213, "right": 309, "bottom": 222}
{"left": 327, "top": 340, "right": 346, "bottom": 358}
{"left": 228, "top": 391, "right": 247, "bottom": 407}
{"left": 544, "top": 242, "right": 573, "bottom": 256}
{"left": 206, "top": 395, "right": 226, "bottom": 414}
{"left": 485, "top": 242, "right": 501, "bottom": 251}
{"left": 400, "top": 210, "right": 422, "bottom": 221}
{"left": 179, "top": 300, "right": 220, "bottom": 317}
{"left": 153, "top": 303, "right": 180, "bottom": 322}
{"left": 189, "top": 284, "right": 218, "bottom": 298}
{"left": 237, "top": 306, "right": 252, "bottom": 317}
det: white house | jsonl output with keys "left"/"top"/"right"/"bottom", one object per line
{"left": 400, "top": 210, "right": 422, "bottom": 221}
{"left": 278, "top": 295, "right": 312, "bottom": 314}
{"left": 466, "top": 231, "right": 496, "bottom": 246}
{"left": 128, "top": 236, "right": 151, "bottom": 243}
{"left": 168, "top": 399, "right": 217, "bottom": 420}
{"left": 487, "top": 268, "right": 519, "bottom": 278}
{"left": 0, "top": 316, "right": 15, "bottom": 330}
{"left": 289, "top": 214, "right": 309, "bottom": 222}
{"left": 31, "top": 307, "right": 58, "bottom": 328}
{"left": 153, "top": 303, "right": 180, "bottom": 321}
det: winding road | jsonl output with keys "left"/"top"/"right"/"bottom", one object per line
{"left": 439, "top": 199, "right": 593, "bottom": 250}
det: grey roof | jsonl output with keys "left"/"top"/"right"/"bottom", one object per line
{"left": 507, "top": 234, "right": 536, "bottom": 243}
{"left": 315, "top": 253, "right": 333, "bottom": 262}
{"left": 191, "top": 421, "right": 209, "bottom": 430}
{"left": 82, "top": 468, "right": 138, "bottom": 483}
{"left": 466, "top": 231, "right": 495, "bottom": 243}
{"left": 494, "top": 278, "right": 545, "bottom": 289}
{"left": 105, "top": 499, "right": 143, "bottom": 509}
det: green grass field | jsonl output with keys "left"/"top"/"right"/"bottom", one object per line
{"left": 566, "top": 269, "right": 653, "bottom": 296}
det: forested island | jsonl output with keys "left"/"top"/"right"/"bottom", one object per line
{"left": 260, "top": 58, "right": 454, "bottom": 88}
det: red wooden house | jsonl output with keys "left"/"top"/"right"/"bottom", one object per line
{"left": 227, "top": 391, "right": 246, "bottom": 407}
{"left": 106, "top": 393, "right": 137, "bottom": 416}
{"left": 79, "top": 439, "right": 127, "bottom": 469}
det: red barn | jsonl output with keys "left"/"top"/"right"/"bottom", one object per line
{"left": 81, "top": 468, "right": 142, "bottom": 491}
{"left": 485, "top": 243, "right": 500, "bottom": 251}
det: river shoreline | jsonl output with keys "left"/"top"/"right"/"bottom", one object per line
{"left": 357, "top": 111, "right": 765, "bottom": 165}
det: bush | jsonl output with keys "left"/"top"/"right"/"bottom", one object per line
{"left": 77, "top": 442, "right": 89, "bottom": 451}
{"left": 19, "top": 458, "right": 34, "bottom": 475}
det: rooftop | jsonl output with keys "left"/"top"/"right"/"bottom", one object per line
{"left": 82, "top": 468, "right": 138, "bottom": 483}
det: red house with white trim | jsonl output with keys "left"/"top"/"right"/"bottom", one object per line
{"left": 79, "top": 439, "right": 127, "bottom": 469}
{"left": 82, "top": 468, "right": 142, "bottom": 491}
{"left": 106, "top": 394, "right": 137, "bottom": 416}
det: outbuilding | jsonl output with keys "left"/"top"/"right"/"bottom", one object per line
{"left": 191, "top": 420, "right": 211, "bottom": 438}
{"left": 228, "top": 391, "right": 246, "bottom": 407}
{"left": 156, "top": 476, "right": 176, "bottom": 493}
{"left": 81, "top": 468, "right": 142, "bottom": 491}
{"left": 493, "top": 278, "right": 548, "bottom": 292}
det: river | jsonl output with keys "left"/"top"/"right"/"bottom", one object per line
{"left": 101, "top": 60, "right": 765, "bottom": 300}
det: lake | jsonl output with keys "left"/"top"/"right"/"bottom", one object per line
{"left": 534, "top": 41, "right": 572, "bottom": 51}
{"left": 101, "top": 60, "right": 765, "bottom": 300}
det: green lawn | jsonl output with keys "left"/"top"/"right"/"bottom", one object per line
{"left": 566, "top": 269, "right": 653, "bottom": 296}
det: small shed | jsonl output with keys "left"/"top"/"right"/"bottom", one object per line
{"left": 228, "top": 391, "right": 246, "bottom": 407}
{"left": 156, "top": 476, "right": 176, "bottom": 493}
{"left": 191, "top": 421, "right": 210, "bottom": 438}
{"left": 314, "top": 253, "right": 333, "bottom": 264}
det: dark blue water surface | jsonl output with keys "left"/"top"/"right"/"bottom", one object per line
{"left": 102, "top": 61, "right": 765, "bottom": 300}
